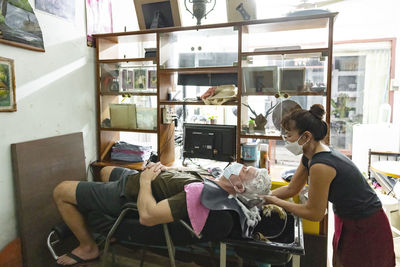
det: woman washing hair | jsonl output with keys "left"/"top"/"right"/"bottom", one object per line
{"left": 261, "top": 104, "right": 395, "bottom": 267}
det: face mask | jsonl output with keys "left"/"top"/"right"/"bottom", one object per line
{"left": 223, "top": 163, "right": 243, "bottom": 180}
{"left": 284, "top": 134, "right": 308, "bottom": 155}
{"left": 223, "top": 163, "right": 244, "bottom": 193}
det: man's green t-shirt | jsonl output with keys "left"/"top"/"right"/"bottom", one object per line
{"left": 124, "top": 170, "right": 204, "bottom": 221}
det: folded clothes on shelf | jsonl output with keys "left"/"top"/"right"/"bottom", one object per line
{"left": 111, "top": 141, "right": 152, "bottom": 162}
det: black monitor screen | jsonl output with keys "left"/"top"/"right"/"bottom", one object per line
{"left": 183, "top": 123, "right": 236, "bottom": 162}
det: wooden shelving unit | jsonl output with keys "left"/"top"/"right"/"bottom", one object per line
{"left": 93, "top": 12, "right": 337, "bottom": 171}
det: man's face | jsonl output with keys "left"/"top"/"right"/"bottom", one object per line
{"left": 229, "top": 165, "right": 258, "bottom": 193}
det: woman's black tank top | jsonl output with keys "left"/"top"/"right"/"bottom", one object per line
{"left": 302, "top": 149, "right": 381, "bottom": 219}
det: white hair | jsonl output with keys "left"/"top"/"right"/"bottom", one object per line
{"left": 242, "top": 169, "right": 271, "bottom": 195}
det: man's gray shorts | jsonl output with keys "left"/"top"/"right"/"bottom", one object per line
{"left": 76, "top": 167, "right": 138, "bottom": 217}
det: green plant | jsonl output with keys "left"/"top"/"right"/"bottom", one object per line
{"left": 208, "top": 115, "right": 217, "bottom": 120}
{"left": 120, "top": 93, "right": 131, "bottom": 103}
{"left": 331, "top": 94, "right": 355, "bottom": 118}
{"left": 0, "top": 15, "right": 5, "bottom": 24}
{"left": 9, "top": 0, "right": 33, "bottom": 13}
{"left": 249, "top": 119, "right": 255, "bottom": 124}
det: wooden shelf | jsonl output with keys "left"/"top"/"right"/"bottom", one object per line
{"left": 160, "top": 100, "right": 238, "bottom": 106}
{"left": 101, "top": 91, "right": 157, "bottom": 96}
{"left": 242, "top": 90, "right": 326, "bottom": 97}
{"left": 241, "top": 47, "right": 329, "bottom": 57}
{"left": 96, "top": 32, "right": 157, "bottom": 43}
{"left": 100, "top": 127, "right": 158, "bottom": 133}
{"left": 92, "top": 160, "right": 145, "bottom": 170}
{"left": 93, "top": 12, "right": 337, "bottom": 38}
{"left": 99, "top": 57, "right": 156, "bottom": 63}
{"left": 159, "top": 66, "right": 238, "bottom": 74}
{"left": 240, "top": 134, "right": 282, "bottom": 140}
{"left": 242, "top": 16, "right": 331, "bottom": 33}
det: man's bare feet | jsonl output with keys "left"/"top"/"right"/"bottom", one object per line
{"left": 56, "top": 245, "right": 99, "bottom": 265}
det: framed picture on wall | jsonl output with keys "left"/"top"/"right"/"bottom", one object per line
{"left": 134, "top": 69, "right": 147, "bottom": 89}
{"left": 133, "top": 0, "right": 181, "bottom": 30}
{"left": 0, "top": 0, "right": 44, "bottom": 52}
{"left": 0, "top": 57, "right": 17, "bottom": 112}
{"left": 35, "top": 0, "right": 75, "bottom": 21}
{"left": 148, "top": 70, "right": 157, "bottom": 89}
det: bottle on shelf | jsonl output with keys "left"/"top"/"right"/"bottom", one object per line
{"left": 259, "top": 143, "right": 270, "bottom": 174}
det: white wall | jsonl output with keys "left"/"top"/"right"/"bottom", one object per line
{"left": 0, "top": 0, "right": 399, "bottom": 254}
{"left": 0, "top": 0, "right": 96, "bottom": 250}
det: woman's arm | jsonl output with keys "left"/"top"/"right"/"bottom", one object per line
{"left": 270, "top": 162, "right": 309, "bottom": 199}
{"left": 263, "top": 163, "right": 336, "bottom": 221}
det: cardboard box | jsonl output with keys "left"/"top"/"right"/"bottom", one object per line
{"left": 109, "top": 104, "right": 137, "bottom": 129}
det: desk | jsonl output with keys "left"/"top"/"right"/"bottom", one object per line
{"left": 370, "top": 161, "right": 400, "bottom": 179}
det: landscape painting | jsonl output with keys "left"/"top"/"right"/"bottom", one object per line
{"left": 0, "top": 0, "right": 44, "bottom": 51}
{"left": 0, "top": 57, "right": 16, "bottom": 112}
{"left": 35, "top": 0, "right": 75, "bottom": 21}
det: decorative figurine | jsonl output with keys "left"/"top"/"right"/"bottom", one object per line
{"left": 243, "top": 102, "right": 278, "bottom": 131}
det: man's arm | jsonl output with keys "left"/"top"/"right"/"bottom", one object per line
{"left": 146, "top": 161, "right": 199, "bottom": 173}
{"left": 137, "top": 163, "right": 174, "bottom": 226}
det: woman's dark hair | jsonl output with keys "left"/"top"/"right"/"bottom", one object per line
{"left": 281, "top": 104, "right": 328, "bottom": 141}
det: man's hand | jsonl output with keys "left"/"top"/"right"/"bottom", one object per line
{"left": 146, "top": 162, "right": 167, "bottom": 172}
{"left": 141, "top": 163, "right": 162, "bottom": 184}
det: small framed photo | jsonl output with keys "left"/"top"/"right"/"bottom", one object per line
{"left": 122, "top": 69, "right": 134, "bottom": 90}
{"left": 0, "top": 57, "right": 16, "bottom": 112}
{"left": 148, "top": 70, "right": 157, "bottom": 89}
{"left": 134, "top": 69, "right": 147, "bottom": 89}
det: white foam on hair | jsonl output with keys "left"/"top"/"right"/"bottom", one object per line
{"left": 243, "top": 169, "right": 271, "bottom": 195}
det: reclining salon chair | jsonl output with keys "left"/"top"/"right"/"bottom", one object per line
{"left": 48, "top": 201, "right": 304, "bottom": 267}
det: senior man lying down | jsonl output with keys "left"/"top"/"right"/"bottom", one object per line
{"left": 53, "top": 162, "right": 276, "bottom": 265}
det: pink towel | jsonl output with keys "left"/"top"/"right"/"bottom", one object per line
{"left": 184, "top": 182, "right": 210, "bottom": 235}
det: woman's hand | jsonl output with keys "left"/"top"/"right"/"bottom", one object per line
{"left": 260, "top": 195, "right": 280, "bottom": 205}
{"left": 146, "top": 162, "right": 167, "bottom": 172}
{"left": 141, "top": 163, "right": 162, "bottom": 184}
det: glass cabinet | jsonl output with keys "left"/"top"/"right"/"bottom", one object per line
{"left": 93, "top": 12, "right": 337, "bottom": 171}
{"left": 159, "top": 26, "right": 239, "bottom": 69}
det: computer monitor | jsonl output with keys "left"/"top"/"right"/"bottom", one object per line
{"left": 183, "top": 123, "right": 236, "bottom": 162}
{"left": 242, "top": 66, "right": 278, "bottom": 95}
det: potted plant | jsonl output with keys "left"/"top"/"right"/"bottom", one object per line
{"left": 248, "top": 119, "right": 255, "bottom": 133}
{"left": 208, "top": 115, "right": 217, "bottom": 124}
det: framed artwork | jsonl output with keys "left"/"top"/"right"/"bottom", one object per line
{"left": 35, "top": 0, "right": 75, "bottom": 21}
{"left": 134, "top": 69, "right": 147, "bottom": 89}
{"left": 0, "top": 0, "right": 44, "bottom": 52}
{"left": 85, "top": 0, "right": 113, "bottom": 47}
{"left": 0, "top": 57, "right": 16, "bottom": 112}
{"left": 122, "top": 69, "right": 134, "bottom": 90}
{"left": 133, "top": 0, "right": 181, "bottom": 30}
{"left": 148, "top": 70, "right": 157, "bottom": 89}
